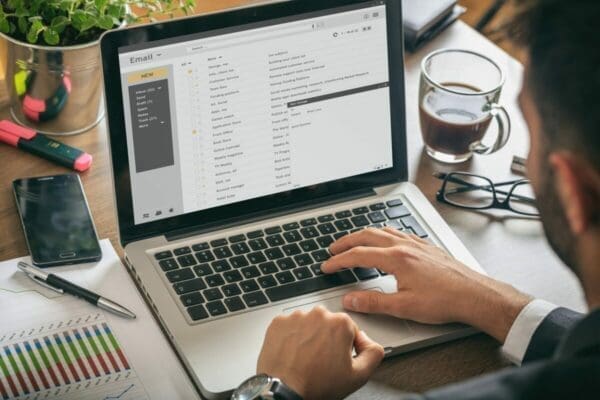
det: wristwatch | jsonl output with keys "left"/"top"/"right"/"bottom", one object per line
{"left": 231, "top": 374, "right": 303, "bottom": 400}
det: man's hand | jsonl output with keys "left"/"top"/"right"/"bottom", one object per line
{"left": 257, "top": 306, "right": 384, "bottom": 400}
{"left": 322, "top": 228, "right": 532, "bottom": 343}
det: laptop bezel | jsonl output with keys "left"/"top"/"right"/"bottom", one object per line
{"left": 100, "top": 0, "right": 406, "bottom": 246}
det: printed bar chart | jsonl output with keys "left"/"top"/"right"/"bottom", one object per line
{"left": 0, "top": 316, "right": 139, "bottom": 400}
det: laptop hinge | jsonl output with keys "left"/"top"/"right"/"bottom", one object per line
{"left": 165, "top": 187, "right": 376, "bottom": 242}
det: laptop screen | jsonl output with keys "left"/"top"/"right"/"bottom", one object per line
{"left": 117, "top": 1, "right": 392, "bottom": 225}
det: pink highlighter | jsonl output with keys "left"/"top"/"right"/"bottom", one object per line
{"left": 0, "top": 120, "right": 92, "bottom": 172}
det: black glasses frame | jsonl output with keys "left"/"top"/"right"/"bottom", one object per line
{"left": 436, "top": 172, "right": 540, "bottom": 216}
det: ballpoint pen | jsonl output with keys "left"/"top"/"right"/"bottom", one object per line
{"left": 17, "top": 261, "right": 136, "bottom": 319}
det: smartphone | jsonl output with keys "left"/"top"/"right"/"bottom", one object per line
{"left": 13, "top": 174, "right": 102, "bottom": 267}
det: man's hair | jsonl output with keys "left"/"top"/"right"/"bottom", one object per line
{"left": 506, "top": 0, "right": 600, "bottom": 169}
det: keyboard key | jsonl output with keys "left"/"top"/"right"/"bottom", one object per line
{"left": 399, "top": 216, "right": 428, "bottom": 238}
{"left": 230, "top": 255, "right": 249, "bottom": 269}
{"left": 258, "top": 275, "right": 277, "bottom": 288}
{"left": 351, "top": 228, "right": 362, "bottom": 233}
{"left": 386, "top": 198, "right": 403, "bottom": 207}
{"left": 210, "top": 239, "right": 228, "bottom": 247}
{"left": 223, "top": 270, "right": 243, "bottom": 283}
{"left": 247, "top": 230, "right": 264, "bottom": 238}
{"left": 317, "top": 223, "right": 335, "bottom": 235}
{"left": 372, "top": 223, "right": 384, "bottom": 228}
{"left": 283, "top": 230, "right": 302, "bottom": 243}
{"left": 222, "top": 283, "right": 242, "bottom": 297}
{"left": 316, "top": 235, "right": 334, "bottom": 248}
{"left": 283, "top": 222, "right": 300, "bottom": 231}
{"left": 174, "top": 278, "right": 206, "bottom": 295}
{"left": 334, "top": 219, "right": 353, "bottom": 231}
{"left": 385, "top": 219, "right": 404, "bottom": 230}
{"left": 335, "top": 210, "right": 352, "bottom": 218}
{"left": 240, "top": 279, "right": 260, "bottom": 293}
{"left": 311, "top": 249, "right": 331, "bottom": 262}
{"left": 177, "top": 255, "right": 197, "bottom": 267}
{"left": 195, "top": 250, "right": 215, "bottom": 263}
{"left": 174, "top": 247, "right": 191, "bottom": 256}
{"left": 181, "top": 292, "right": 204, "bottom": 307}
{"left": 265, "top": 247, "right": 284, "bottom": 260}
{"left": 231, "top": 242, "right": 251, "bottom": 255}
{"left": 247, "top": 251, "right": 267, "bottom": 264}
{"left": 368, "top": 211, "right": 387, "bottom": 223}
{"left": 154, "top": 251, "right": 172, "bottom": 260}
{"left": 275, "top": 271, "right": 295, "bottom": 284}
{"left": 214, "top": 246, "right": 233, "bottom": 259}
{"left": 266, "top": 270, "right": 357, "bottom": 302}
{"left": 385, "top": 205, "right": 411, "bottom": 219}
{"left": 351, "top": 215, "right": 370, "bottom": 227}
{"left": 249, "top": 238, "right": 268, "bottom": 251}
{"left": 206, "top": 300, "right": 227, "bottom": 316}
{"left": 229, "top": 234, "right": 246, "bottom": 243}
{"left": 205, "top": 274, "right": 225, "bottom": 287}
{"left": 259, "top": 262, "right": 278, "bottom": 275}
{"left": 266, "top": 234, "right": 285, "bottom": 247}
{"left": 243, "top": 292, "right": 268, "bottom": 307}
{"left": 265, "top": 226, "right": 282, "bottom": 234}
{"left": 282, "top": 243, "right": 302, "bottom": 256}
{"left": 310, "top": 263, "right": 324, "bottom": 275}
{"left": 369, "top": 203, "right": 386, "bottom": 211}
{"left": 300, "top": 226, "right": 319, "bottom": 239}
{"left": 277, "top": 258, "right": 296, "bottom": 270}
{"left": 159, "top": 258, "right": 178, "bottom": 271}
{"left": 352, "top": 206, "right": 369, "bottom": 215}
{"left": 192, "top": 242, "right": 209, "bottom": 251}
{"left": 299, "top": 239, "right": 319, "bottom": 252}
{"left": 353, "top": 268, "right": 380, "bottom": 281}
{"left": 293, "top": 267, "right": 313, "bottom": 280}
{"left": 211, "top": 259, "right": 231, "bottom": 273}
{"left": 194, "top": 264, "right": 213, "bottom": 276}
{"left": 224, "top": 296, "right": 246, "bottom": 312}
{"left": 333, "top": 231, "right": 348, "bottom": 240}
{"left": 187, "top": 304, "right": 209, "bottom": 321}
{"left": 294, "top": 253, "right": 313, "bottom": 266}
{"left": 166, "top": 268, "right": 195, "bottom": 283}
{"left": 300, "top": 218, "right": 317, "bottom": 226}
{"left": 203, "top": 288, "right": 223, "bottom": 301}
{"left": 241, "top": 266, "right": 261, "bottom": 279}
{"left": 317, "top": 214, "right": 335, "bottom": 223}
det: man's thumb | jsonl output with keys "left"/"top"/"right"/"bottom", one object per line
{"left": 352, "top": 330, "right": 384, "bottom": 381}
{"left": 343, "top": 290, "right": 394, "bottom": 315}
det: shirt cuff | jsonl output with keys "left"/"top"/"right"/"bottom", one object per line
{"left": 501, "top": 299, "right": 558, "bottom": 365}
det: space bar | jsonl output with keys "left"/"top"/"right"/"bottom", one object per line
{"left": 265, "top": 270, "right": 358, "bottom": 302}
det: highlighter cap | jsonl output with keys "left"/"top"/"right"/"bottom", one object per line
{"left": 74, "top": 153, "right": 93, "bottom": 172}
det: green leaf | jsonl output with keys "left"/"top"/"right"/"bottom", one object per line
{"left": 17, "top": 16, "right": 28, "bottom": 34}
{"left": 43, "top": 28, "right": 59, "bottom": 45}
{"left": 97, "top": 14, "right": 114, "bottom": 30}
{"left": 50, "top": 15, "right": 69, "bottom": 33}
{"left": 0, "top": 17, "right": 10, "bottom": 34}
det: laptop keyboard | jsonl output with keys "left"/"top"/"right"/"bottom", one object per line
{"left": 152, "top": 198, "right": 430, "bottom": 323}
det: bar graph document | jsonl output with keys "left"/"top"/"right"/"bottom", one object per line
{"left": 0, "top": 240, "right": 200, "bottom": 400}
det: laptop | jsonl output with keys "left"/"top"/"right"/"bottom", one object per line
{"left": 100, "top": 0, "right": 485, "bottom": 398}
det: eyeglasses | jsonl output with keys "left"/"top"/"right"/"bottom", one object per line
{"left": 435, "top": 172, "right": 540, "bottom": 217}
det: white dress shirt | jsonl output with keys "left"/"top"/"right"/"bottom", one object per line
{"left": 501, "top": 299, "right": 559, "bottom": 365}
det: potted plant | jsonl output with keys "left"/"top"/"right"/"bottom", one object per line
{"left": 0, "top": 0, "right": 195, "bottom": 135}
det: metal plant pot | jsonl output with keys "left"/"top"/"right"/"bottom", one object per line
{"left": 1, "top": 33, "right": 104, "bottom": 135}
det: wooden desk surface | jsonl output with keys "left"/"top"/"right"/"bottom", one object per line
{"left": 0, "top": 3, "right": 586, "bottom": 398}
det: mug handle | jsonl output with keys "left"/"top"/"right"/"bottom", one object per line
{"left": 470, "top": 103, "right": 511, "bottom": 155}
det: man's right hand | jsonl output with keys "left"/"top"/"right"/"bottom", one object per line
{"left": 322, "top": 228, "right": 532, "bottom": 343}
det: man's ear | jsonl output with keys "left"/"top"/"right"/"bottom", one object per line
{"left": 548, "top": 152, "right": 600, "bottom": 235}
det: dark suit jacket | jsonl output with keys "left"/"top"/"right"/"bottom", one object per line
{"left": 412, "top": 307, "right": 600, "bottom": 399}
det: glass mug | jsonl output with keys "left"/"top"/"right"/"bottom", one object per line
{"left": 419, "top": 49, "right": 511, "bottom": 163}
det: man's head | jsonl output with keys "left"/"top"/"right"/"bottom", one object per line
{"left": 508, "top": 0, "right": 600, "bottom": 276}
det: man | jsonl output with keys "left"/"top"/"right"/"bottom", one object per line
{"left": 254, "top": 0, "right": 600, "bottom": 398}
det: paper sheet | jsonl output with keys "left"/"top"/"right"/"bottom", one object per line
{"left": 0, "top": 239, "right": 201, "bottom": 400}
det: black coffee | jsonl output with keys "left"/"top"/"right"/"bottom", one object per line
{"left": 420, "top": 83, "right": 492, "bottom": 156}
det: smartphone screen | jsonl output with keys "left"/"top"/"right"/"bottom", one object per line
{"left": 13, "top": 174, "right": 102, "bottom": 267}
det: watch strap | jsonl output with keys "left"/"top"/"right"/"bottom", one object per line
{"left": 270, "top": 380, "right": 303, "bottom": 400}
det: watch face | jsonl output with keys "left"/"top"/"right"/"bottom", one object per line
{"left": 232, "top": 374, "right": 271, "bottom": 400}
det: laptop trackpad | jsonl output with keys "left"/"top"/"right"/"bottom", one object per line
{"left": 283, "top": 288, "right": 415, "bottom": 348}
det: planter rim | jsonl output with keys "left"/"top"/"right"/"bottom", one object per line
{"left": 0, "top": 31, "right": 101, "bottom": 51}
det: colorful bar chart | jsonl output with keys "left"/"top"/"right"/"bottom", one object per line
{"left": 0, "top": 321, "right": 132, "bottom": 399}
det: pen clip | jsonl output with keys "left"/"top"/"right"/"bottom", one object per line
{"left": 25, "top": 273, "right": 64, "bottom": 294}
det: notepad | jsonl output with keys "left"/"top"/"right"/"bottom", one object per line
{"left": 0, "top": 239, "right": 201, "bottom": 400}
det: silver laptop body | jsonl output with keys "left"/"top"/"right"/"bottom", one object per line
{"left": 100, "top": 1, "right": 485, "bottom": 398}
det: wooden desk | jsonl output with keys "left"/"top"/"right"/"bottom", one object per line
{"left": 0, "top": 4, "right": 586, "bottom": 398}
